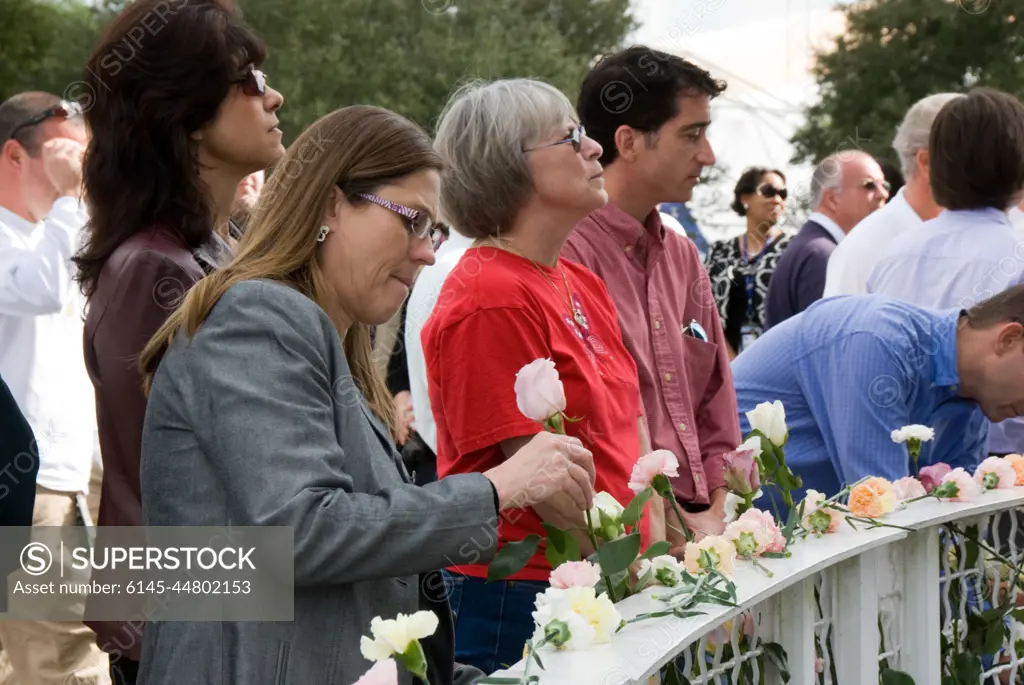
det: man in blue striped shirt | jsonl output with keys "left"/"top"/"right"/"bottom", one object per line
{"left": 732, "top": 287, "right": 1024, "bottom": 500}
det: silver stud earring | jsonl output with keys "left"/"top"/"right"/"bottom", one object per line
{"left": 316, "top": 225, "right": 329, "bottom": 243}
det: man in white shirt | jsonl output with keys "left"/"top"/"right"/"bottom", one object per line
{"left": 824, "top": 93, "right": 961, "bottom": 297}
{"left": 404, "top": 230, "right": 474, "bottom": 465}
{"left": 0, "top": 92, "right": 109, "bottom": 684}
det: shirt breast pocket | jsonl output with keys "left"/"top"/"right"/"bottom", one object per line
{"left": 680, "top": 334, "right": 717, "bottom": 406}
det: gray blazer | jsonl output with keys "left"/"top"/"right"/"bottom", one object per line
{"left": 138, "top": 280, "right": 499, "bottom": 685}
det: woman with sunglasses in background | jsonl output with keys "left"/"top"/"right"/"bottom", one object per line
{"left": 71, "top": 1, "right": 283, "bottom": 682}
{"left": 134, "top": 104, "right": 595, "bottom": 684}
{"left": 704, "top": 167, "right": 792, "bottom": 359}
{"left": 423, "top": 79, "right": 664, "bottom": 674}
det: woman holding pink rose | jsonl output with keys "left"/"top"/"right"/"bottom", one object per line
{"left": 422, "top": 78, "right": 663, "bottom": 674}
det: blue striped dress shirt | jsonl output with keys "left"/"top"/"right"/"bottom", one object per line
{"left": 732, "top": 296, "right": 987, "bottom": 503}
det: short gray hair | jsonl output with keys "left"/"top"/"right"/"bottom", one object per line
{"left": 892, "top": 92, "right": 964, "bottom": 179}
{"left": 810, "top": 154, "right": 844, "bottom": 208}
{"left": 434, "top": 78, "right": 576, "bottom": 238}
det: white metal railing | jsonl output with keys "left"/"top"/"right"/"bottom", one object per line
{"left": 489, "top": 489, "right": 1024, "bottom": 684}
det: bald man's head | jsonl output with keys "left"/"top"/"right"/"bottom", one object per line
{"left": 809, "top": 151, "right": 888, "bottom": 233}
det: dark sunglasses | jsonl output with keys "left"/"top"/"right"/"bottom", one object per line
{"left": 355, "top": 192, "right": 449, "bottom": 249}
{"left": 861, "top": 179, "right": 892, "bottom": 194}
{"left": 525, "top": 125, "right": 585, "bottom": 154}
{"left": 234, "top": 67, "right": 267, "bottom": 97}
{"left": 757, "top": 183, "right": 787, "bottom": 201}
{"left": 8, "top": 101, "right": 83, "bottom": 142}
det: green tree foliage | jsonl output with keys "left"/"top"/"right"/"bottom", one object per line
{"left": 1, "top": 0, "right": 633, "bottom": 145}
{"left": 240, "top": 0, "right": 635, "bottom": 140}
{"left": 0, "top": 0, "right": 111, "bottom": 102}
{"left": 790, "top": 0, "right": 1024, "bottom": 168}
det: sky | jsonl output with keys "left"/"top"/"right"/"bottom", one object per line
{"left": 629, "top": 1, "right": 854, "bottom": 237}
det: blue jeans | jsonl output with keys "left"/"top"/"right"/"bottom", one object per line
{"left": 442, "top": 571, "right": 548, "bottom": 674}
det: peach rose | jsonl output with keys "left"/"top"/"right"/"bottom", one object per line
{"left": 937, "top": 468, "right": 981, "bottom": 503}
{"left": 684, "top": 535, "right": 737, "bottom": 577}
{"left": 848, "top": 477, "right": 897, "bottom": 519}
{"left": 1005, "top": 454, "right": 1024, "bottom": 486}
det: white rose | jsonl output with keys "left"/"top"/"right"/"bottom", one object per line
{"left": 531, "top": 588, "right": 597, "bottom": 650}
{"left": 891, "top": 424, "right": 935, "bottom": 443}
{"left": 638, "top": 554, "right": 686, "bottom": 587}
{"left": 588, "top": 491, "right": 625, "bottom": 533}
{"left": 514, "top": 358, "right": 567, "bottom": 422}
{"left": 723, "top": 492, "right": 743, "bottom": 524}
{"left": 746, "top": 401, "right": 788, "bottom": 447}
{"left": 564, "top": 587, "right": 623, "bottom": 644}
{"left": 739, "top": 435, "right": 762, "bottom": 461}
{"left": 359, "top": 611, "right": 439, "bottom": 662}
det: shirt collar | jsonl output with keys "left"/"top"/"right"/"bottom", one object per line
{"left": 932, "top": 309, "right": 962, "bottom": 389}
{"left": 0, "top": 204, "right": 38, "bottom": 236}
{"left": 808, "top": 212, "right": 846, "bottom": 244}
{"left": 589, "top": 202, "right": 663, "bottom": 249}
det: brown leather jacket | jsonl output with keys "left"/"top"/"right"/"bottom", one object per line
{"left": 83, "top": 224, "right": 225, "bottom": 661}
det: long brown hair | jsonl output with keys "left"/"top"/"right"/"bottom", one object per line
{"left": 139, "top": 106, "right": 443, "bottom": 438}
{"left": 74, "top": 0, "right": 267, "bottom": 299}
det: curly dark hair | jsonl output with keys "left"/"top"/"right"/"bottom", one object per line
{"left": 74, "top": 0, "right": 267, "bottom": 299}
{"left": 731, "top": 166, "right": 786, "bottom": 216}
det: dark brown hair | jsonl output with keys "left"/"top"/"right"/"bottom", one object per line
{"left": 965, "top": 284, "right": 1024, "bottom": 329}
{"left": 140, "top": 106, "right": 443, "bottom": 438}
{"left": 929, "top": 88, "right": 1024, "bottom": 211}
{"left": 577, "top": 46, "right": 727, "bottom": 167}
{"left": 731, "top": 166, "right": 786, "bottom": 216}
{"left": 74, "top": 0, "right": 267, "bottom": 299}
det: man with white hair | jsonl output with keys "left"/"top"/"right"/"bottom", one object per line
{"left": 763, "top": 151, "right": 889, "bottom": 328}
{"left": 824, "top": 93, "right": 961, "bottom": 297}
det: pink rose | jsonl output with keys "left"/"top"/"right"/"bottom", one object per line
{"left": 815, "top": 657, "right": 825, "bottom": 674}
{"left": 514, "top": 359, "right": 567, "bottom": 423}
{"left": 974, "top": 456, "right": 1016, "bottom": 490}
{"left": 723, "top": 447, "right": 760, "bottom": 496}
{"left": 549, "top": 560, "right": 601, "bottom": 589}
{"left": 892, "top": 477, "right": 926, "bottom": 500}
{"left": 938, "top": 468, "right": 981, "bottom": 503}
{"left": 354, "top": 658, "right": 397, "bottom": 685}
{"left": 629, "top": 450, "right": 680, "bottom": 493}
{"left": 738, "top": 508, "right": 786, "bottom": 553}
{"left": 918, "top": 463, "right": 952, "bottom": 493}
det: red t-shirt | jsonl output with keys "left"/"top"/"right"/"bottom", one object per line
{"left": 422, "top": 246, "right": 651, "bottom": 581}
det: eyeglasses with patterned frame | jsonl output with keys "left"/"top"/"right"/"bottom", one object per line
{"left": 354, "top": 192, "right": 449, "bottom": 249}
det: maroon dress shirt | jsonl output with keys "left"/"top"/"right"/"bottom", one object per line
{"left": 563, "top": 203, "right": 741, "bottom": 507}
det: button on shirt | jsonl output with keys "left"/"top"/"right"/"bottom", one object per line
{"left": 824, "top": 189, "right": 924, "bottom": 297}
{"left": 0, "top": 199, "right": 97, "bottom": 493}
{"left": 563, "top": 203, "right": 741, "bottom": 506}
{"left": 867, "top": 207, "right": 1024, "bottom": 454}
{"left": 733, "top": 296, "right": 986, "bottom": 503}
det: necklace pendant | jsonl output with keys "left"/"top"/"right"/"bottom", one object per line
{"left": 573, "top": 307, "right": 588, "bottom": 329}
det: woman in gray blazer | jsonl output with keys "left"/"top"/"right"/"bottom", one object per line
{"left": 134, "top": 105, "right": 596, "bottom": 685}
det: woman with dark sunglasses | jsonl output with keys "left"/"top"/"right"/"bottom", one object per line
{"left": 70, "top": 1, "right": 283, "bottom": 682}
{"left": 704, "top": 166, "right": 793, "bottom": 358}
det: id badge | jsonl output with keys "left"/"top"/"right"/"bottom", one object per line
{"left": 740, "top": 323, "right": 759, "bottom": 352}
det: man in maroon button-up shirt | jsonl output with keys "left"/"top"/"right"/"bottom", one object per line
{"left": 562, "top": 46, "right": 741, "bottom": 547}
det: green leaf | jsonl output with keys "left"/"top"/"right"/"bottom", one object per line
{"left": 1012, "top": 608, "right": 1024, "bottom": 623}
{"left": 782, "top": 499, "right": 804, "bottom": 545}
{"left": 761, "top": 642, "right": 790, "bottom": 682}
{"left": 542, "top": 524, "right": 581, "bottom": 569}
{"left": 964, "top": 525, "right": 980, "bottom": 569}
{"left": 880, "top": 667, "right": 916, "bottom": 685}
{"left": 951, "top": 653, "right": 983, "bottom": 684}
{"left": 596, "top": 531, "right": 642, "bottom": 577}
{"left": 487, "top": 535, "right": 541, "bottom": 582}
{"left": 983, "top": 620, "right": 1006, "bottom": 655}
{"left": 640, "top": 540, "right": 672, "bottom": 561}
{"left": 621, "top": 487, "right": 654, "bottom": 527}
